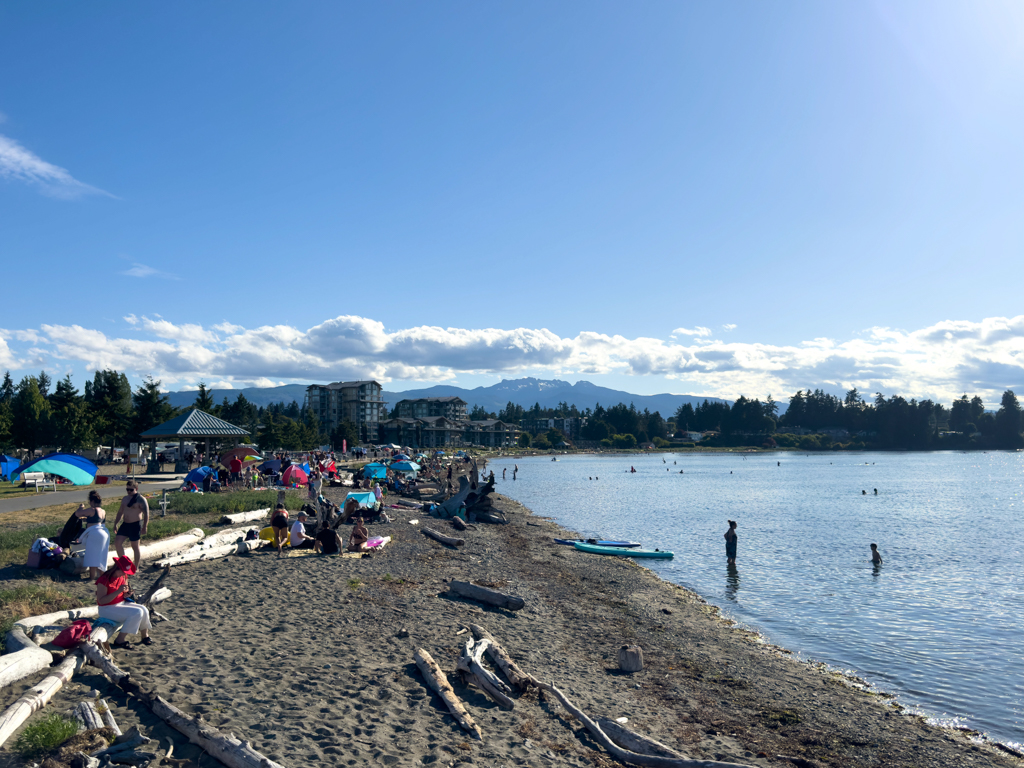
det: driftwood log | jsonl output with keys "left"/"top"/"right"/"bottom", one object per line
{"left": 153, "top": 539, "right": 261, "bottom": 568}
{"left": 449, "top": 581, "right": 524, "bottom": 611}
{"left": 91, "top": 725, "right": 150, "bottom": 756}
{"left": 0, "top": 651, "right": 85, "bottom": 747}
{"left": 468, "top": 624, "right": 531, "bottom": 690}
{"left": 0, "top": 627, "right": 52, "bottom": 690}
{"left": 414, "top": 648, "right": 481, "bottom": 740}
{"left": 76, "top": 648, "right": 285, "bottom": 768}
{"left": 449, "top": 516, "right": 467, "bottom": 531}
{"left": 76, "top": 700, "right": 104, "bottom": 731}
{"left": 527, "top": 676, "right": 754, "bottom": 768}
{"left": 106, "top": 530, "right": 204, "bottom": 571}
{"left": 422, "top": 527, "right": 464, "bottom": 548}
{"left": 473, "top": 510, "right": 507, "bottom": 525}
{"left": 219, "top": 508, "right": 270, "bottom": 525}
{"left": 597, "top": 718, "right": 685, "bottom": 759}
{"left": 181, "top": 527, "right": 253, "bottom": 550}
{"left": 455, "top": 639, "right": 514, "bottom": 710}
{"left": 98, "top": 699, "right": 122, "bottom": 736}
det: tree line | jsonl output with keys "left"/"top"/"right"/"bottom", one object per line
{"left": 0, "top": 370, "right": 357, "bottom": 458}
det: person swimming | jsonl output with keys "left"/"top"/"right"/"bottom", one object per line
{"left": 870, "top": 543, "right": 882, "bottom": 565}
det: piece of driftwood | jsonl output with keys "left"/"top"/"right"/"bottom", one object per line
{"left": 98, "top": 699, "right": 121, "bottom": 736}
{"left": 0, "top": 627, "right": 53, "bottom": 691}
{"left": 0, "top": 651, "right": 85, "bottom": 747}
{"left": 598, "top": 718, "right": 685, "bottom": 759}
{"left": 618, "top": 645, "right": 644, "bottom": 672}
{"left": 396, "top": 499, "right": 422, "bottom": 508}
{"left": 92, "top": 725, "right": 149, "bottom": 756}
{"left": 14, "top": 606, "right": 99, "bottom": 630}
{"left": 77, "top": 647, "right": 285, "bottom": 768}
{"left": 456, "top": 639, "right": 514, "bottom": 710}
{"left": 219, "top": 508, "right": 270, "bottom": 525}
{"left": 414, "top": 648, "right": 481, "bottom": 740}
{"left": 422, "top": 527, "right": 464, "bottom": 548}
{"left": 76, "top": 700, "right": 105, "bottom": 731}
{"left": 182, "top": 527, "right": 253, "bottom": 550}
{"left": 449, "top": 581, "right": 525, "bottom": 611}
{"left": 107, "top": 749, "right": 157, "bottom": 764}
{"left": 527, "top": 676, "right": 754, "bottom": 768}
{"left": 72, "top": 751, "right": 100, "bottom": 768}
{"left": 468, "top": 624, "right": 531, "bottom": 691}
{"left": 98, "top": 530, "right": 205, "bottom": 572}
{"left": 450, "top": 516, "right": 467, "bottom": 531}
{"left": 153, "top": 539, "right": 261, "bottom": 568}
{"left": 474, "top": 511, "right": 507, "bottom": 525}
{"left": 139, "top": 567, "right": 171, "bottom": 607}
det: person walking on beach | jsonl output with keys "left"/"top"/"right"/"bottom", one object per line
{"left": 113, "top": 480, "right": 149, "bottom": 570}
{"left": 870, "top": 543, "right": 883, "bottom": 565}
{"left": 724, "top": 520, "right": 738, "bottom": 565}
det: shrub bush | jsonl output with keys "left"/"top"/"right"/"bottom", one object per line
{"left": 14, "top": 713, "right": 80, "bottom": 758}
{"left": 600, "top": 438, "right": 613, "bottom": 448}
{"left": 612, "top": 433, "right": 637, "bottom": 449}
{"left": 653, "top": 436, "right": 671, "bottom": 448}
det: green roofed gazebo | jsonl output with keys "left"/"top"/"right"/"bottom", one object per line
{"left": 140, "top": 408, "right": 250, "bottom": 473}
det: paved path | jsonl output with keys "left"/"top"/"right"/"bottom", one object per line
{"left": 0, "top": 478, "right": 182, "bottom": 516}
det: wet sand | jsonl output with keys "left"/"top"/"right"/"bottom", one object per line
{"left": 2, "top": 489, "right": 1020, "bottom": 768}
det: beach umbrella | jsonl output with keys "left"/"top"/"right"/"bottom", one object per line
{"left": 219, "top": 445, "right": 260, "bottom": 465}
{"left": 434, "top": 450, "right": 446, "bottom": 456}
{"left": 392, "top": 461, "right": 420, "bottom": 472}
{"left": 366, "top": 466, "right": 387, "bottom": 479}
{"left": 393, "top": 453, "right": 411, "bottom": 461}
{"left": 184, "top": 466, "right": 215, "bottom": 484}
{"left": 11, "top": 453, "right": 98, "bottom": 486}
{"left": 258, "top": 459, "right": 281, "bottom": 473}
{"left": 282, "top": 465, "right": 308, "bottom": 485}
{"left": 415, "top": 453, "right": 427, "bottom": 458}
{"left": 243, "top": 455, "right": 263, "bottom": 463}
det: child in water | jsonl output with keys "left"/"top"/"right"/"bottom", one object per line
{"left": 870, "top": 543, "right": 882, "bottom": 565}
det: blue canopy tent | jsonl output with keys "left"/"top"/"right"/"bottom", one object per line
{"left": 184, "top": 466, "right": 215, "bottom": 485}
{"left": 434, "top": 451, "right": 446, "bottom": 456}
{"left": 392, "top": 461, "right": 420, "bottom": 473}
{"left": 345, "top": 491, "right": 378, "bottom": 510}
{"left": 0, "top": 454, "right": 20, "bottom": 481}
{"left": 393, "top": 453, "right": 411, "bottom": 461}
{"left": 365, "top": 466, "right": 386, "bottom": 480}
{"left": 11, "top": 453, "right": 98, "bottom": 486}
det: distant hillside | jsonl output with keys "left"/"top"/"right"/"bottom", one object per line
{"left": 382, "top": 378, "right": 729, "bottom": 416}
{"left": 165, "top": 383, "right": 309, "bottom": 409}
{"left": 165, "top": 378, "right": 729, "bottom": 416}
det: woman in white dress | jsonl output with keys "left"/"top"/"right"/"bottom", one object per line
{"left": 77, "top": 490, "right": 110, "bottom": 579}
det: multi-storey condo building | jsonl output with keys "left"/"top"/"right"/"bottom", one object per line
{"left": 394, "top": 396, "right": 468, "bottom": 421}
{"left": 304, "top": 381, "right": 387, "bottom": 443}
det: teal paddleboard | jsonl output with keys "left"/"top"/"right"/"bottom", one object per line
{"left": 573, "top": 541, "right": 673, "bottom": 559}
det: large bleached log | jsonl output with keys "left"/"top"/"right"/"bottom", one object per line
{"left": 468, "top": 624, "right": 531, "bottom": 691}
{"left": 219, "top": 508, "right": 270, "bottom": 525}
{"left": 449, "top": 581, "right": 524, "bottom": 611}
{"left": 0, "top": 650, "right": 85, "bottom": 747}
{"left": 77, "top": 645, "right": 285, "bottom": 768}
{"left": 528, "top": 676, "right": 754, "bottom": 768}
{"left": 422, "top": 527, "right": 464, "bottom": 548}
{"left": 182, "top": 527, "right": 253, "bottom": 550}
{"left": 414, "top": 648, "right": 481, "bottom": 740}
{"left": 14, "top": 606, "right": 99, "bottom": 630}
{"left": 91, "top": 725, "right": 150, "bottom": 756}
{"left": 105, "top": 530, "right": 204, "bottom": 570}
{"left": 153, "top": 539, "right": 261, "bottom": 568}
{"left": 0, "top": 628, "right": 52, "bottom": 690}
{"left": 598, "top": 718, "right": 686, "bottom": 759}
{"left": 456, "top": 639, "right": 514, "bottom": 710}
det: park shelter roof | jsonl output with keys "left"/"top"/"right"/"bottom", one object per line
{"left": 139, "top": 408, "right": 249, "bottom": 439}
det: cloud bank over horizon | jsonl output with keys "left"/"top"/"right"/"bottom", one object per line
{"left": 1, "top": 314, "right": 1023, "bottom": 405}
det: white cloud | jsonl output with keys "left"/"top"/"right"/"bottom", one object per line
{"left": 3, "top": 314, "right": 1023, "bottom": 405}
{"left": 672, "top": 326, "right": 713, "bottom": 337}
{"left": 121, "top": 263, "right": 179, "bottom": 280}
{"left": 722, "top": 324, "right": 737, "bottom": 331}
{"left": 0, "top": 133, "right": 112, "bottom": 199}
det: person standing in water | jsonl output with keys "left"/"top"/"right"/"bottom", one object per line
{"left": 724, "top": 520, "right": 738, "bottom": 564}
{"left": 870, "top": 543, "right": 882, "bottom": 564}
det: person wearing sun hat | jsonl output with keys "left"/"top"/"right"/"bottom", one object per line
{"left": 95, "top": 555, "right": 153, "bottom": 649}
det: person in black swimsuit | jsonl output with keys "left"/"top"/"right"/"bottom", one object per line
{"left": 270, "top": 503, "right": 290, "bottom": 557}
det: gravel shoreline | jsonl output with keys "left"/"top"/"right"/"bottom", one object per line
{"left": 1, "top": 487, "right": 1020, "bottom": 768}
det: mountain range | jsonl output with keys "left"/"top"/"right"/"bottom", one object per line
{"left": 165, "top": 378, "right": 728, "bottom": 416}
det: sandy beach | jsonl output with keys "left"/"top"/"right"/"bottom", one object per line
{"left": 2, "top": 486, "right": 1020, "bottom": 768}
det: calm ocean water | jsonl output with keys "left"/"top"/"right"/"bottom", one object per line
{"left": 495, "top": 450, "right": 1024, "bottom": 746}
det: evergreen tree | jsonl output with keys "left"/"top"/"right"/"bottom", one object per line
{"left": 49, "top": 375, "right": 94, "bottom": 451}
{"left": 0, "top": 372, "right": 14, "bottom": 405}
{"left": 193, "top": 382, "right": 215, "bottom": 411}
{"left": 37, "top": 371, "right": 52, "bottom": 399}
{"left": 994, "top": 390, "right": 1023, "bottom": 448}
{"left": 0, "top": 400, "right": 13, "bottom": 451}
{"left": 86, "top": 370, "right": 133, "bottom": 457}
{"left": 12, "top": 377, "right": 51, "bottom": 452}
{"left": 132, "top": 377, "right": 176, "bottom": 440}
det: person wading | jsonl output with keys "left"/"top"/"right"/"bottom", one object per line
{"left": 724, "top": 520, "right": 738, "bottom": 565}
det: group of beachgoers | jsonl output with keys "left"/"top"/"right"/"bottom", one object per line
{"left": 266, "top": 496, "right": 373, "bottom": 558}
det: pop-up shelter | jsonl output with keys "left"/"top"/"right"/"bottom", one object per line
{"left": 0, "top": 454, "right": 20, "bottom": 480}
{"left": 345, "top": 491, "right": 378, "bottom": 511}
{"left": 11, "top": 453, "right": 98, "bottom": 486}
{"left": 140, "top": 409, "right": 250, "bottom": 472}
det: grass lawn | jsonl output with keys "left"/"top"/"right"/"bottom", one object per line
{"left": 0, "top": 481, "right": 88, "bottom": 500}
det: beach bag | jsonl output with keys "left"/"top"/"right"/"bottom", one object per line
{"left": 52, "top": 620, "right": 92, "bottom": 648}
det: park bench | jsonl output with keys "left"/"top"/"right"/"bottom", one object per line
{"left": 22, "top": 471, "right": 57, "bottom": 493}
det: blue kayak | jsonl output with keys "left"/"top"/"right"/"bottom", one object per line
{"left": 554, "top": 538, "right": 641, "bottom": 548}
{"left": 574, "top": 541, "right": 673, "bottom": 559}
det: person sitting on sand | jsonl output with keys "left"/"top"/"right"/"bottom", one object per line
{"left": 348, "top": 517, "right": 369, "bottom": 552}
{"left": 870, "top": 543, "right": 883, "bottom": 565}
{"left": 270, "top": 503, "right": 290, "bottom": 556}
{"left": 724, "top": 520, "right": 738, "bottom": 565}
{"left": 290, "top": 511, "right": 316, "bottom": 550}
{"left": 96, "top": 555, "right": 153, "bottom": 650}
{"left": 315, "top": 524, "right": 342, "bottom": 555}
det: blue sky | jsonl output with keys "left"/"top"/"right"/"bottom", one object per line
{"left": 2, "top": 1, "right": 1023, "bottom": 404}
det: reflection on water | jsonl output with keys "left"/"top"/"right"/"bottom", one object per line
{"left": 498, "top": 450, "right": 1024, "bottom": 747}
